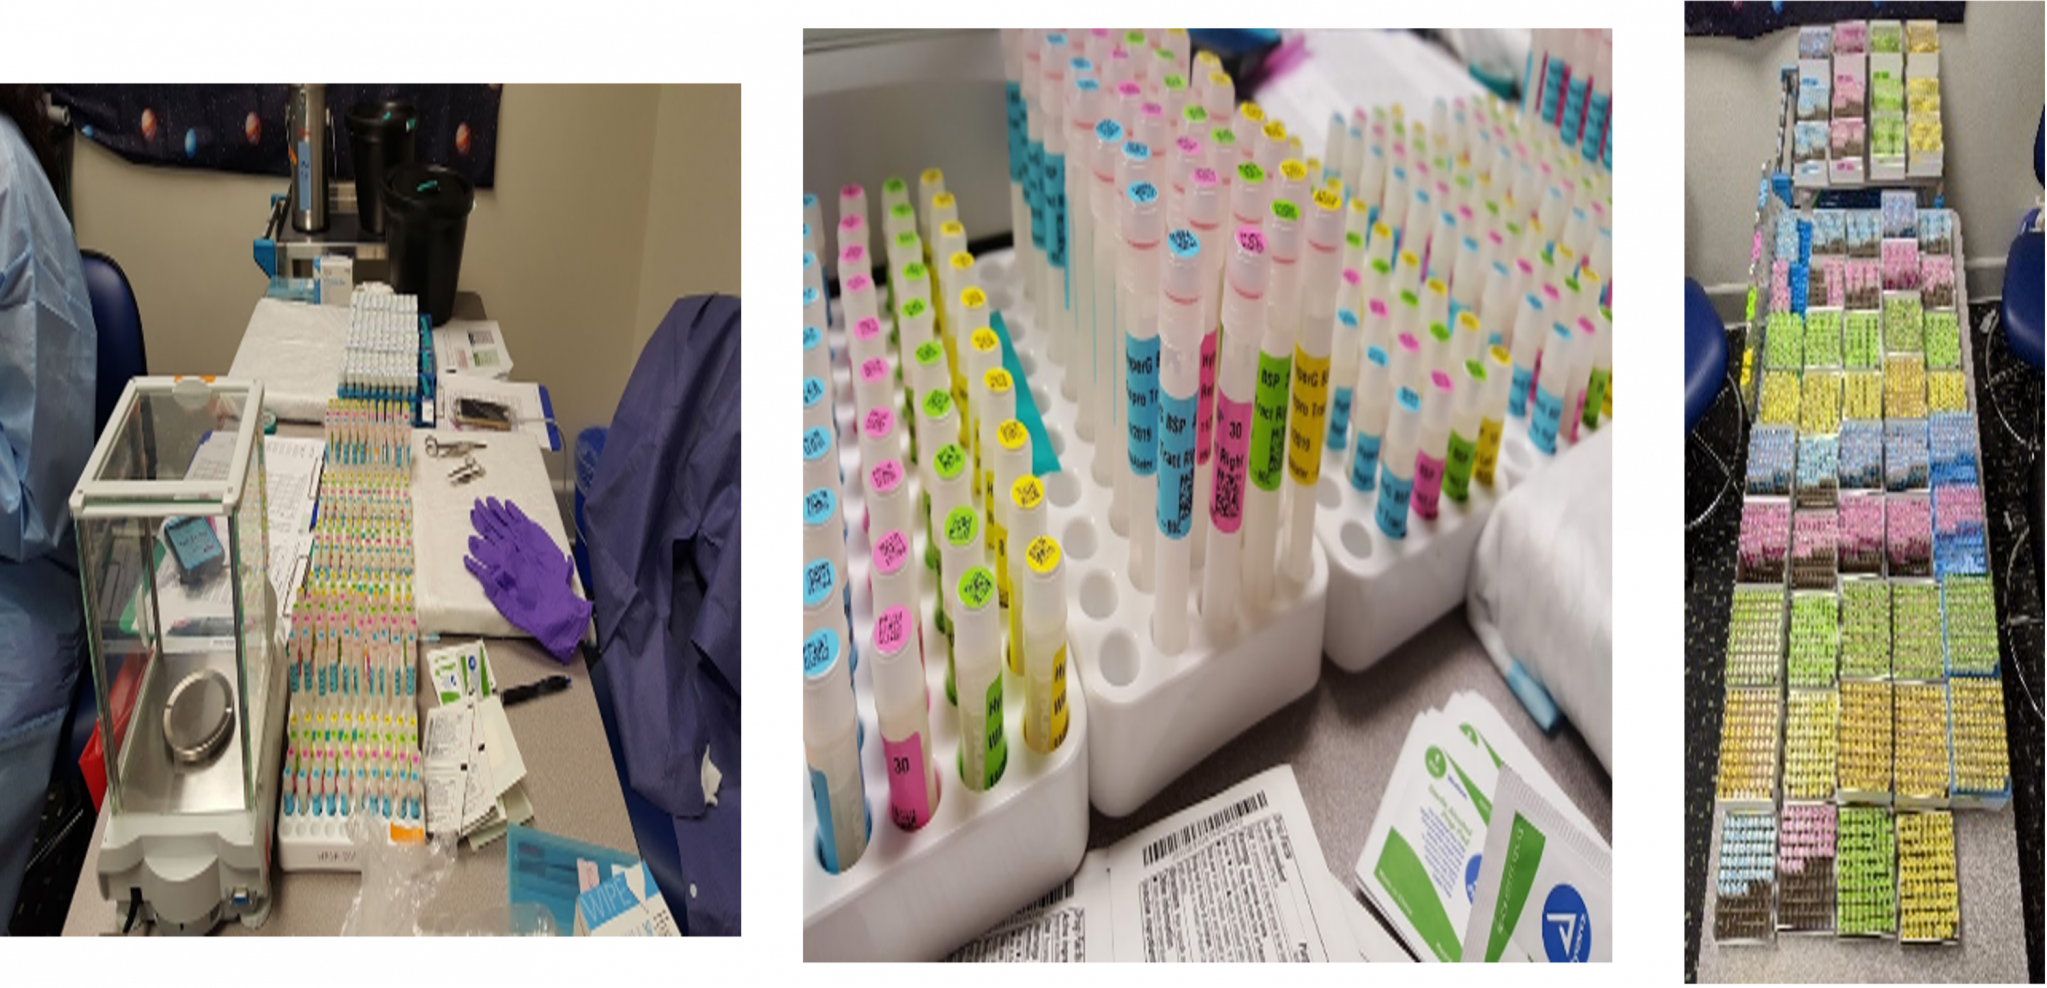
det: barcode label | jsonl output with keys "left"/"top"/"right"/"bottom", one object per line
{"left": 1142, "top": 790, "right": 1269, "bottom": 866}
{"left": 1018, "top": 876, "right": 1075, "bottom": 914}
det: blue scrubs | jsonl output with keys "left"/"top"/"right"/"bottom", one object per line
{"left": 0, "top": 112, "right": 97, "bottom": 924}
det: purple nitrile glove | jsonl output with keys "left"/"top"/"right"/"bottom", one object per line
{"left": 466, "top": 513, "right": 590, "bottom": 662}
{"left": 471, "top": 497, "right": 572, "bottom": 586}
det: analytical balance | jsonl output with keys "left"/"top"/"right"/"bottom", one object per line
{"left": 71, "top": 377, "right": 285, "bottom": 933}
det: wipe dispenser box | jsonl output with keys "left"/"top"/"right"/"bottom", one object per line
{"left": 988, "top": 250, "right": 1327, "bottom": 819}
{"left": 803, "top": 299, "right": 1090, "bottom": 962}
{"left": 71, "top": 377, "right": 286, "bottom": 934}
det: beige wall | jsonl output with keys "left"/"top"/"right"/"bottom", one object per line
{"left": 634, "top": 84, "right": 743, "bottom": 355}
{"left": 72, "top": 83, "right": 741, "bottom": 445}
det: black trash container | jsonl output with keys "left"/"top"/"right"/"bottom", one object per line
{"left": 344, "top": 100, "right": 417, "bottom": 236}
{"left": 383, "top": 163, "right": 473, "bottom": 326}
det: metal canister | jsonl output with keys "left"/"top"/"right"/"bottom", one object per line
{"left": 289, "top": 84, "right": 329, "bottom": 233}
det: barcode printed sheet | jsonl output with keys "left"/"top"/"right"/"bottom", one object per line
{"left": 950, "top": 765, "right": 1365, "bottom": 962}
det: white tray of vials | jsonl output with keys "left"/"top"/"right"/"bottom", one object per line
{"left": 801, "top": 296, "right": 1091, "bottom": 963}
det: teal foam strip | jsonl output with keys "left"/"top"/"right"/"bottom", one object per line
{"left": 990, "top": 310, "right": 1061, "bottom": 476}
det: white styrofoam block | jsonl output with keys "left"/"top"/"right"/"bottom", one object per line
{"left": 803, "top": 290, "right": 1091, "bottom": 962}
{"left": 980, "top": 251, "right": 1326, "bottom": 818}
{"left": 411, "top": 429, "right": 586, "bottom": 639}
{"left": 226, "top": 298, "right": 349, "bottom": 423}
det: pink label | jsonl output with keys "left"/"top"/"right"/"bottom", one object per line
{"left": 875, "top": 604, "right": 911, "bottom": 653}
{"left": 1176, "top": 136, "right": 1200, "bottom": 155}
{"left": 1413, "top": 451, "right": 1446, "bottom": 519}
{"left": 874, "top": 531, "right": 910, "bottom": 576}
{"left": 1118, "top": 81, "right": 1141, "bottom": 98}
{"left": 861, "top": 358, "right": 890, "bottom": 388}
{"left": 1343, "top": 268, "right": 1361, "bottom": 290}
{"left": 1211, "top": 395, "right": 1252, "bottom": 532}
{"left": 1196, "top": 330, "right": 1219, "bottom": 464}
{"left": 870, "top": 459, "right": 903, "bottom": 496}
{"left": 841, "top": 244, "right": 865, "bottom": 266}
{"left": 841, "top": 183, "right": 862, "bottom": 199}
{"left": 856, "top": 316, "right": 882, "bottom": 342}
{"left": 840, "top": 214, "right": 862, "bottom": 231}
{"left": 848, "top": 274, "right": 871, "bottom": 295}
{"left": 863, "top": 405, "right": 894, "bottom": 437}
{"left": 884, "top": 732, "right": 934, "bottom": 830}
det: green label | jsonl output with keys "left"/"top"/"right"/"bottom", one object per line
{"left": 1443, "top": 431, "right": 1477, "bottom": 502}
{"left": 903, "top": 296, "right": 927, "bottom": 319}
{"left": 980, "top": 675, "right": 1008, "bottom": 788}
{"left": 934, "top": 443, "right": 966, "bottom": 481}
{"left": 945, "top": 505, "right": 979, "bottom": 547}
{"left": 958, "top": 565, "right": 996, "bottom": 611}
{"left": 1249, "top": 350, "right": 1293, "bottom": 492}
{"left": 1485, "top": 812, "right": 1549, "bottom": 962}
{"left": 916, "top": 341, "right": 944, "bottom": 368}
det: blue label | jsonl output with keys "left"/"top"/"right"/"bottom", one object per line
{"left": 1530, "top": 386, "right": 1565, "bottom": 454}
{"left": 1123, "top": 140, "right": 1150, "bottom": 163}
{"left": 803, "top": 486, "right": 837, "bottom": 528}
{"left": 1157, "top": 389, "right": 1197, "bottom": 538}
{"left": 1509, "top": 366, "right": 1534, "bottom": 418}
{"left": 803, "top": 325, "right": 822, "bottom": 353}
{"left": 1006, "top": 82, "right": 1025, "bottom": 183}
{"left": 1327, "top": 386, "right": 1354, "bottom": 449}
{"left": 810, "top": 766, "right": 841, "bottom": 873}
{"left": 1168, "top": 228, "right": 1200, "bottom": 260}
{"left": 803, "top": 375, "right": 826, "bottom": 410}
{"left": 1375, "top": 463, "right": 1411, "bottom": 538}
{"left": 803, "top": 558, "right": 837, "bottom": 609}
{"left": 1126, "top": 333, "right": 1161, "bottom": 476}
{"left": 1350, "top": 430, "right": 1381, "bottom": 492}
{"left": 803, "top": 628, "right": 838, "bottom": 679}
{"left": 1095, "top": 119, "right": 1123, "bottom": 146}
{"left": 297, "top": 139, "right": 313, "bottom": 211}
{"left": 1127, "top": 180, "right": 1158, "bottom": 206}
{"left": 1542, "top": 884, "right": 1592, "bottom": 962}
{"left": 803, "top": 285, "right": 819, "bottom": 308}
{"left": 1044, "top": 152, "right": 1067, "bottom": 270}
{"left": 1027, "top": 139, "right": 1047, "bottom": 251}
{"left": 804, "top": 192, "right": 818, "bottom": 210}
{"left": 803, "top": 425, "right": 832, "bottom": 462}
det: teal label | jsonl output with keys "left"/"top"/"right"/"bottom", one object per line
{"left": 802, "top": 425, "right": 832, "bottom": 462}
{"left": 1376, "top": 465, "right": 1412, "bottom": 538}
{"left": 802, "top": 558, "right": 836, "bottom": 608}
{"left": 1027, "top": 139, "right": 1046, "bottom": 251}
{"left": 1157, "top": 389, "right": 1197, "bottom": 538}
{"left": 1126, "top": 333, "right": 1161, "bottom": 476}
{"left": 1327, "top": 386, "right": 1354, "bottom": 449}
{"left": 1350, "top": 430, "right": 1382, "bottom": 492}
{"left": 1529, "top": 386, "right": 1565, "bottom": 454}
{"left": 802, "top": 627, "right": 839, "bottom": 679}
{"left": 1045, "top": 152, "right": 1067, "bottom": 271}
{"left": 1509, "top": 366, "right": 1533, "bottom": 418}
{"left": 803, "top": 375, "right": 826, "bottom": 411}
{"left": 803, "top": 486, "right": 836, "bottom": 528}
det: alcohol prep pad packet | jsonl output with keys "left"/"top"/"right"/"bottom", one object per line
{"left": 1461, "top": 766, "right": 1612, "bottom": 962}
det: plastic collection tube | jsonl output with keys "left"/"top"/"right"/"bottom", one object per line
{"left": 805, "top": 626, "right": 868, "bottom": 873}
{"left": 1155, "top": 225, "right": 1204, "bottom": 654}
{"left": 1243, "top": 197, "right": 1300, "bottom": 608}
{"left": 953, "top": 564, "right": 1006, "bottom": 793}
{"left": 870, "top": 603, "right": 937, "bottom": 831}
{"left": 1284, "top": 187, "right": 1344, "bottom": 584}
{"left": 1203, "top": 225, "right": 1269, "bottom": 630}
{"left": 1021, "top": 533, "right": 1071, "bottom": 755}
{"left": 1122, "top": 178, "right": 1165, "bottom": 590}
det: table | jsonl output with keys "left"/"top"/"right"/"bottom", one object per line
{"left": 61, "top": 416, "right": 634, "bottom": 935}
{"left": 1086, "top": 607, "right": 1614, "bottom": 960}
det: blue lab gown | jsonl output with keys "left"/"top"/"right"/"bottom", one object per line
{"left": 585, "top": 295, "right": 740, "bottom": 936}
{"left": 0, "top": 113, "right": 97, "bottom": 924}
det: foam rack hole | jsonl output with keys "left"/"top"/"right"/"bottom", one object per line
{"left": 1063, "top": 515, "right": 1099, "bottom": 561}
{"left": 1033, "top": 385, "right": 1052, "bottom": 410}
{"left": 1502, "top": 440, "right": 1534, "bottom": 475}
{"left": 1046, "top": 471, "right": 1082, "bottom": 509}
{"left": 1097, "top": 629, "right": 1141, "bottom": 688}
{"left": 1047, "top": 425, "right": 1067, "bottom": 457}
{"left": 1340, "top": 520, "right": 1375, "bottom": 561}
{"left": 1079, "top": 568, "right": 1119, "bottom": 621}
{"left": 1018, "top": 351, "right": 1039, "bottom": 377}
{"left": 1316, "top": 476, "right": 1342, "bottom": 510}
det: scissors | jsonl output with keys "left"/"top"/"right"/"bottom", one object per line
{"left": 425, "top": 435, "right": 488, "bottom": 458}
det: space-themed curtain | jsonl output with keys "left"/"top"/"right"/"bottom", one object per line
{"left": 1684, "top": 2, "right": 1964, "bottom": 39}
{"left": 48, "top": 84, "right": 501, "bottom": 188}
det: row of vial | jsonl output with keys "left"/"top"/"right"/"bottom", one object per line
{"left": 993, "top": 32, "right": 1611, "bottom": 641}
{"left": 280, "top": 740, "right": 423, "bottom": 823}
{"left": 803, "top": 197, "right": 1075, "bottom": 879}
{"left": 324, "top": 399, "right": 415, "bottom": 473}
{"left": 342, "top": 290, "right": 421, "bottom": 405}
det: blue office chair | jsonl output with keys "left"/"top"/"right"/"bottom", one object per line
{"left": 1685, "top": 278, "right": 1744, "bottom": 537}
{"left": 2000, "top": 112, "right": 2043, "bottom": 370}
{"left": 65, "top": 250, "right": 147, "bottom": 769}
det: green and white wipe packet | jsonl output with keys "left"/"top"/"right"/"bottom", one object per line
{"left": 1461, "top": 766, "right": 1611, "bottom": 962}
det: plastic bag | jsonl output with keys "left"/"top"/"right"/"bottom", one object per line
{"left": 338, "top": 813, "right": 458, "bottom": 936}
{"left": 418, "top": 902, "right": 560, "bottom": 937}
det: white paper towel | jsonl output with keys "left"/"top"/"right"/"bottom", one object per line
{"left": 226, "top": 298, "right": 349, "bottom": 423}
{"left": 411, "top": 428, "right": 586, "bottom": 640}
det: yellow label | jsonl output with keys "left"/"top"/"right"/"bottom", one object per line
{"left": 1264, "top": 120, "right": 1289, "bottom": 143}
{"left": 1373, "top": 221, "right": 1393, "bottom": 242}
{"left": 921, "top": 167, "right": 943, "bottom": 186}
{"left": 1025, "top": 534, "right": 1061, "bottom": 576}
{"left": 971, "top": 328, "right": 999, "bottom": 355}
{"left": 997, "top": 417, "right": 1028, "bottom": 450}
{"left": 941, "top": 220, "right": 964, "bottom": 239}
{"left": 1426, "top": 278, "right": 1447, "bottom": 301}
{"left": 1458, "top": 310, "right": 1480, "bottom": 336}
{"left": 1028, "top": 643, "right": 1070, "bottom": 755}
{"left": 1239, "top": 101, "right": 1264, "bottom": 123}
{"left": 1013, "top": 476, "right": 1045, "bottom": 514}
{"left": 1604, "top": 372, "right": 1613, "bottom": 418}
{"left": 985, "top": 367, "right": 1013, "bottom": 395}
{"left": 1279, "top": 159, "right": 1307, "bottom": 183}
{"left": 1313, "top": 187, "right": 1342, "bottom": 212}
{"left": 1196, "top": 50, "right": 1220, "bottom": 70}
{"left": 1208, "top": 70, "right": 1231, "bottom": 88}
{"left": 934, "top": 191, "right": 955, "bottom": 209}
{"left": 951, "top": 251, "right": 975, "bottom": 272}
{"left": 1286, "top": 347, "right": 1332, "bottom": 485}
{"left": 1474, "top": 416, "right": 1504, "bottom": 485}
{"left": 962, "top": 287, "right": 987, "bottom": 310}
